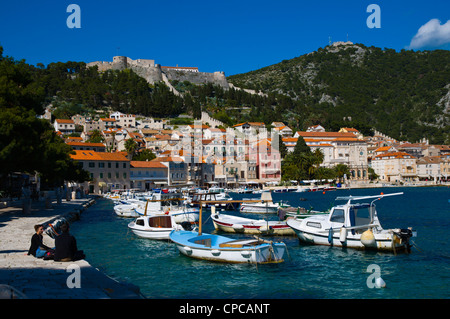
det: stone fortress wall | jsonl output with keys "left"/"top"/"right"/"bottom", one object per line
{"left": 87, "top": 56, "right": 229, "bottom": 89}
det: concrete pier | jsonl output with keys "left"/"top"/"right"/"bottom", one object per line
{"left": 0, "top": 197, "right": 143, "bottom": 299}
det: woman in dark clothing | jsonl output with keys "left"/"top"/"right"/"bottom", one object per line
{"left": 28, "top": 224, "right": 53, "bottom": 258}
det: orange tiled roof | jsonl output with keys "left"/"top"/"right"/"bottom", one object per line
{"left": 297, "top": 131, "right": 356, "bottom": 138}
{"left": 67, "top": 142, "right": 106, "bottom": 147}
{"left": 152, "top": 156, "right": 184, "bottom": 163}
{"left": 130, "top": 161, "right": 167, "bottom": 168}
{"left": 374, "top": 152, "right": 415, "bottom": 160}
{"left": 55, "top": 119, "right": 74, "bottom": 124}
{"left": 70, "top": 150, "right": 129, "bottom": 162}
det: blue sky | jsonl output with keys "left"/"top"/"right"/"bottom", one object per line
{"left": 0, "top": 0, "right": 449, "bottom": 75}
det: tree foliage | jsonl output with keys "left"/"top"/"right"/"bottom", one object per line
{"left": 0, "top": 46, "right": 89, "bottom": 188}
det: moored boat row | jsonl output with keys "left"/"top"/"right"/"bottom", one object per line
{"left": 104, "top": 188, "right": 417, "bottom": 265}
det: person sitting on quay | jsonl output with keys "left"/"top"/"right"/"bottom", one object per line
{"left": 54, "top": 223, "right": 85, "bottom": 262}
{"left": 28, "top": 224, "right": 54, "bottom": 258}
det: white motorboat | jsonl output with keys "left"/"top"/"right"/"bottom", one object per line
{"left": 239, "top": 191, "right": 290, "bottom": 214}
{"left": 128, "top": 215, "right": 183, "bottom": 240}
{"left": 286, "top": 192, "right": 416, "bottom": 253}
{"left": 236, "top": 187, "right": 254, "bottom": 194}
{"left": 211, "top": 211, "right": 295, "bottom": 236}
{"left": 134, "top": 192, "right": 199, "bottom": 224}
{"left": 114, "top": 199, "right": 145, "bottom": 218}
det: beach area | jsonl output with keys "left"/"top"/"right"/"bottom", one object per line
{"left": 0, "top": 195, "right": 143, "bottom": 299}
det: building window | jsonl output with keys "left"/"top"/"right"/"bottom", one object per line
{"left": 89, "top": 162, "right": 95, "bottom": 168}
{"left": 99, "top": 162, "right": 105, "bottom": 168}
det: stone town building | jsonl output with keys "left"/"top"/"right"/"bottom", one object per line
{"left": 70, "top": 150, "right": 130, "bottom": 194}
{"left": 293, "top": 131, "right": 369, "bottom": 180}
{"left": 371, "top": 152, "right": 416, "bottom": 183}
{"left": 54, "top": 119, "right": 75, "bottom": 135}
{"left": 130, "top": 161, "right": 168, "bottom": 190}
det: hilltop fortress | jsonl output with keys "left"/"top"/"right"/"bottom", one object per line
{"left": 87, "top": 56, "right": 229, "bottom": 90}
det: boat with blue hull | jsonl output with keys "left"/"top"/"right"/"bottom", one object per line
{"left": 169, "top": 204, "right": 287, "bottom": 263}
{"left": 169, "top": 230, "right": 286, "bottom": 263}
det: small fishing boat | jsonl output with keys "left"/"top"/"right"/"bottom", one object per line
{"left": 239, "top": 191, "right": 290, "bottom": 214}
{"left": 211, "top": 211, "right": 295, "bottom": 236}
{"left": 114, "top": 199, "right": 144, "bottom": 218}
{"left": 286, "top": 192, "right": 416, "bottom": 253}
{"left": 128, "top": 215, "right": 183, "bottom": 240}
{"left": 236, "top": 187, "right": 254, "bottom": 194}
{"left": 134, "top": 192, "right": 199, "bottom": 224}
{"left": 169, "top": 205, "right": 287, "bottom": 263}
{"left": 169, "top": 230, "right": 286, "bottom": 263}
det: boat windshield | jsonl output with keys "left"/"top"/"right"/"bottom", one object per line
{"left": 329, "top": 208, "right": 345, "bottom": 223}
{"left": 351, "top": 203, "right": 373, "bottom": 225}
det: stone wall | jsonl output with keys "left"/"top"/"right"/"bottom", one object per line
{"left": 87, "top": 56, "right": 229, "bottom": 89}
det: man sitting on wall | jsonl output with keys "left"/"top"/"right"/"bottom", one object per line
{"left": 54, "top": 223, "right": 85, "bottom": 262}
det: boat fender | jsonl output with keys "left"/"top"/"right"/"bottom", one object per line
{"left": 165, "top": 211, "right": 169, "bottom": 215}
{"left": 361, "top": 229, "right": 376, "bottom": 248}
{"left": 232, "top": 224, "right": 244, "bottom": 231}
{"left": 375, "top": 277, "right": 386, "bottom": 288}
{"left": 339, "top": 226, "right": 347, "bottom": 243}
{"left": 183, "top": 246, "right": 193, "bottom": 255}
{"left": 328, "top": 227, "right": 333, "bottom": 245}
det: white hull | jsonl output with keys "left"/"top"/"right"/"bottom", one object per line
{"left": 128, "top": 215, "right": 182, "bottom": 240}
{"left": 114, "top": 204, "right": 140, "bottom": 217}
{"left": 129, "top": 227, "right": 176, "bottom": 240}
{"left": 288, "top": 218, "right": 401, "bottom": 251}
{"left": 174, "top": 243, "right": 285, "bottom": 263}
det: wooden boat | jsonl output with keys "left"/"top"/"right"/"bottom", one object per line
{"left": 211, "top": 211, "right": 295, "bottom": 236}
{"left": 128, "top": 215, "right": 183, "bottom": 240}
{"left": 169, "top": 204, "right": 287, "bottom": 263}
{"left": 286, "top": 192, "right": 416, "bottom": 253}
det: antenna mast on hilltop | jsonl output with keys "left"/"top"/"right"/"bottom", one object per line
{"left": 329, "top": 36, "right": 332, "bottom": 46}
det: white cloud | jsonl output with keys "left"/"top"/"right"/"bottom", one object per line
{"left": 408, "top": 19, "right": 450, "bottom": 49}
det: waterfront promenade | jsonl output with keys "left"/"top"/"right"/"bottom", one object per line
{"left": 0, "top": 196, "right": 143, "bottom": 299}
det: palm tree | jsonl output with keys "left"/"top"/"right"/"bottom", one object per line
{"left": 124, "top": 138, "right": 137, "bottom": 160}
{"left": 334, "top": 164, "right": 350, "bottom": 184}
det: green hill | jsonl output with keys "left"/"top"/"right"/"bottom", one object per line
{"left": 227, "top": 43, "right": 450, "bottom": 144}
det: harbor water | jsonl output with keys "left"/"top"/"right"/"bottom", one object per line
{"left": 71, "top": 186, "right": 450, "bottom": 299}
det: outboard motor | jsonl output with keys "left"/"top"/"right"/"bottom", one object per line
{"left": 393, "top": 228, "right": 414, "bottom": 252}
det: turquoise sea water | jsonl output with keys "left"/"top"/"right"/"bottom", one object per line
{"left": 71, "top": 186, "right": 450, "bottom": 299}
